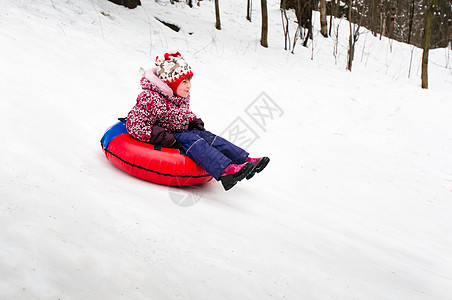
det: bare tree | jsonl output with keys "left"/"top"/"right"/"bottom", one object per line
{"left": 247, "top": 0, "right": 252, "bottom": 21}
{"left": 280, "top": 0, "right": 449, "bottom": 49}
{"left": 380, "top": 0, "right": 386, "bottom": 39}
{"left": 215, "top": 0, "right": 221, "bottom": 30}
{"left": 347, "top": 0, "right": 361, "bottom": 71}
{"left": 261, "top": 0, "right": 269, "bottom": 47}
{"left": 281, "top": 0, "right": 291, "bottom": 50}
{"left": 320, "top": 0, "right": 328, "bottom": 37}
{"left": 295, "top": 0, "right": 313, "bottom": 48}
{"left": 421, "top": 0, "right": 437, "bottom": 89}
{"left": 329, "top": 0, "right": 337, "bottom": 36}
{"left": 371, "top": 0, "right": 378, "bottom": 36}
{"left": 449, "top": 17, "right": 452, "bottom": 46}
{"left": 388, "top": 0, "right": 396, "bottom": 38}
{"left": 282, "top": 0, "right": 312, "bottom": 51}
{"left": 407, "top": 0, "right": 415, "bottom": 44}
{"left": 333, "top": 19, "right": 342, "bottom": 65}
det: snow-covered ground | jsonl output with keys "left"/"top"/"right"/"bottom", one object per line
{"left": 1, "top": 0, "right": 452, "bottom": 299}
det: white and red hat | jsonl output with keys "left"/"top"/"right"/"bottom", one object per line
{"left": 155, "top": 51, "right": 193, "bottom": 94}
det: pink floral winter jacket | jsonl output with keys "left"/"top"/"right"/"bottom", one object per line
{"left": 126, "top": 69, "right": 197, "bottom": 145}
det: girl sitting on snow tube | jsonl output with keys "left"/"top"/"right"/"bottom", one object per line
{"left": 125, "top": 51, "right": 269, "bottom": 191}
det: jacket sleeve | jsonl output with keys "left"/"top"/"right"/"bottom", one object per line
{"left": 126, "top": 91, "right": 160, "bottom": 143}
{"left": 187, "top": 110, "right": 197, "bottom": 124}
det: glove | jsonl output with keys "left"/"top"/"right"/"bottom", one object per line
{"left": 161, "top": 133, "right": 176, "bottom": 147}
{"left": 188, "top": 118, "right": 205, "bottom": 131}
{"left": 149, "top": 125, "right": 176, "bottom": 147}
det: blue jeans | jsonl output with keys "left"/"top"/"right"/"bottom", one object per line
{"left": 174, "top": 130, "right": 249, "bottom": 180}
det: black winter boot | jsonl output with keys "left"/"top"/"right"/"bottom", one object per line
{"left": 220, "top": 162, "right": 255, "bottom": 191}
{"left": 246, "top": 157, "right": 270, "bottom": 180}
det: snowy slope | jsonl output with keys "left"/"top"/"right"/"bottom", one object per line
{"left": 1, "top": 0, "right": 452, "bottom": 299}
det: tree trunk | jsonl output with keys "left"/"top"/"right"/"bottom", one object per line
{"left": 261, "top": 0, "right": 268, "bottom": 47}
{"left": 347, "top": 0, "right": 354, "bottom": 71}
{"left": 371, "top": 0, "right": 378, "bottom": 36}
{"left": 407, "top": 0, "right": 415, "bottom": 44}
{"left": 215, "top": 0, "right": 221, "bottom": 30}
{"left": 302, "top": 0, "right": 313, "bottom": 47}
{"left": 449, "top": 18, "right": 452, "bottom": 46}
{"left": 281, "top": 0, "right": 290, "bottom": 50}
{"left": 379, "top": 0, "right": 386, "bottom": 39}
{"left": 347, "top": 0, "right": 361, "bottom": 71}
{"left": 329, "top": 0, "right": 336, "bottom": 36}
{"left": 247, "top": 0, "right": 252, "bottom": 22}
{"left": 388, "top": 0, "right": 396, "bottom": 38}
{"left": 421, "top": 0, "right": 437, "bottom": 89}
{"left": 332, "top": 0, "right": 338, "bottom": 18}
{"left": 320, "top": 0, "right": 328, "bottom": 37}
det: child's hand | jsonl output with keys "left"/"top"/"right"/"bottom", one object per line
{"left": 188, "top": 118, "right": 205, "bottom": 131}
{"left": 150, "top": 125, "right": 176, "bottom": 147}
{"left": 161, "top": 132, "right": 176, "bottom": 147}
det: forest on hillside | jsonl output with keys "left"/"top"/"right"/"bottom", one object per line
{"left": 110, "top": 0, "right": 451, "bottom": 49}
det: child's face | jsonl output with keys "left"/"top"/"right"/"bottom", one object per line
{"left": 176, "top": 78, "right": 191, "bottom": 98}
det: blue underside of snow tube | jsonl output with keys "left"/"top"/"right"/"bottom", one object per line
{"left": 101, "top": 121, "right": 128, "bottom": 150}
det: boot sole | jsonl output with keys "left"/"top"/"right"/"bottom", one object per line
{"left": 220, "top": 162, "right": 255, "bottom": 191}
{"left": 246, "top": 157, "right": 270, "bottom": 180}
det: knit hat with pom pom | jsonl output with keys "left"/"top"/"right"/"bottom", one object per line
{"left": 155, "top": 51, "right": 193, "bottom": 94}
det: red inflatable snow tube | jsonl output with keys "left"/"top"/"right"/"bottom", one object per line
{"left": 101, "top": 121, "right": 213, "bottom": 186}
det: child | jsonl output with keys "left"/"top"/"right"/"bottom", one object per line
{"left": 126, "top": 51, "right": 269, "bottom": 191}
